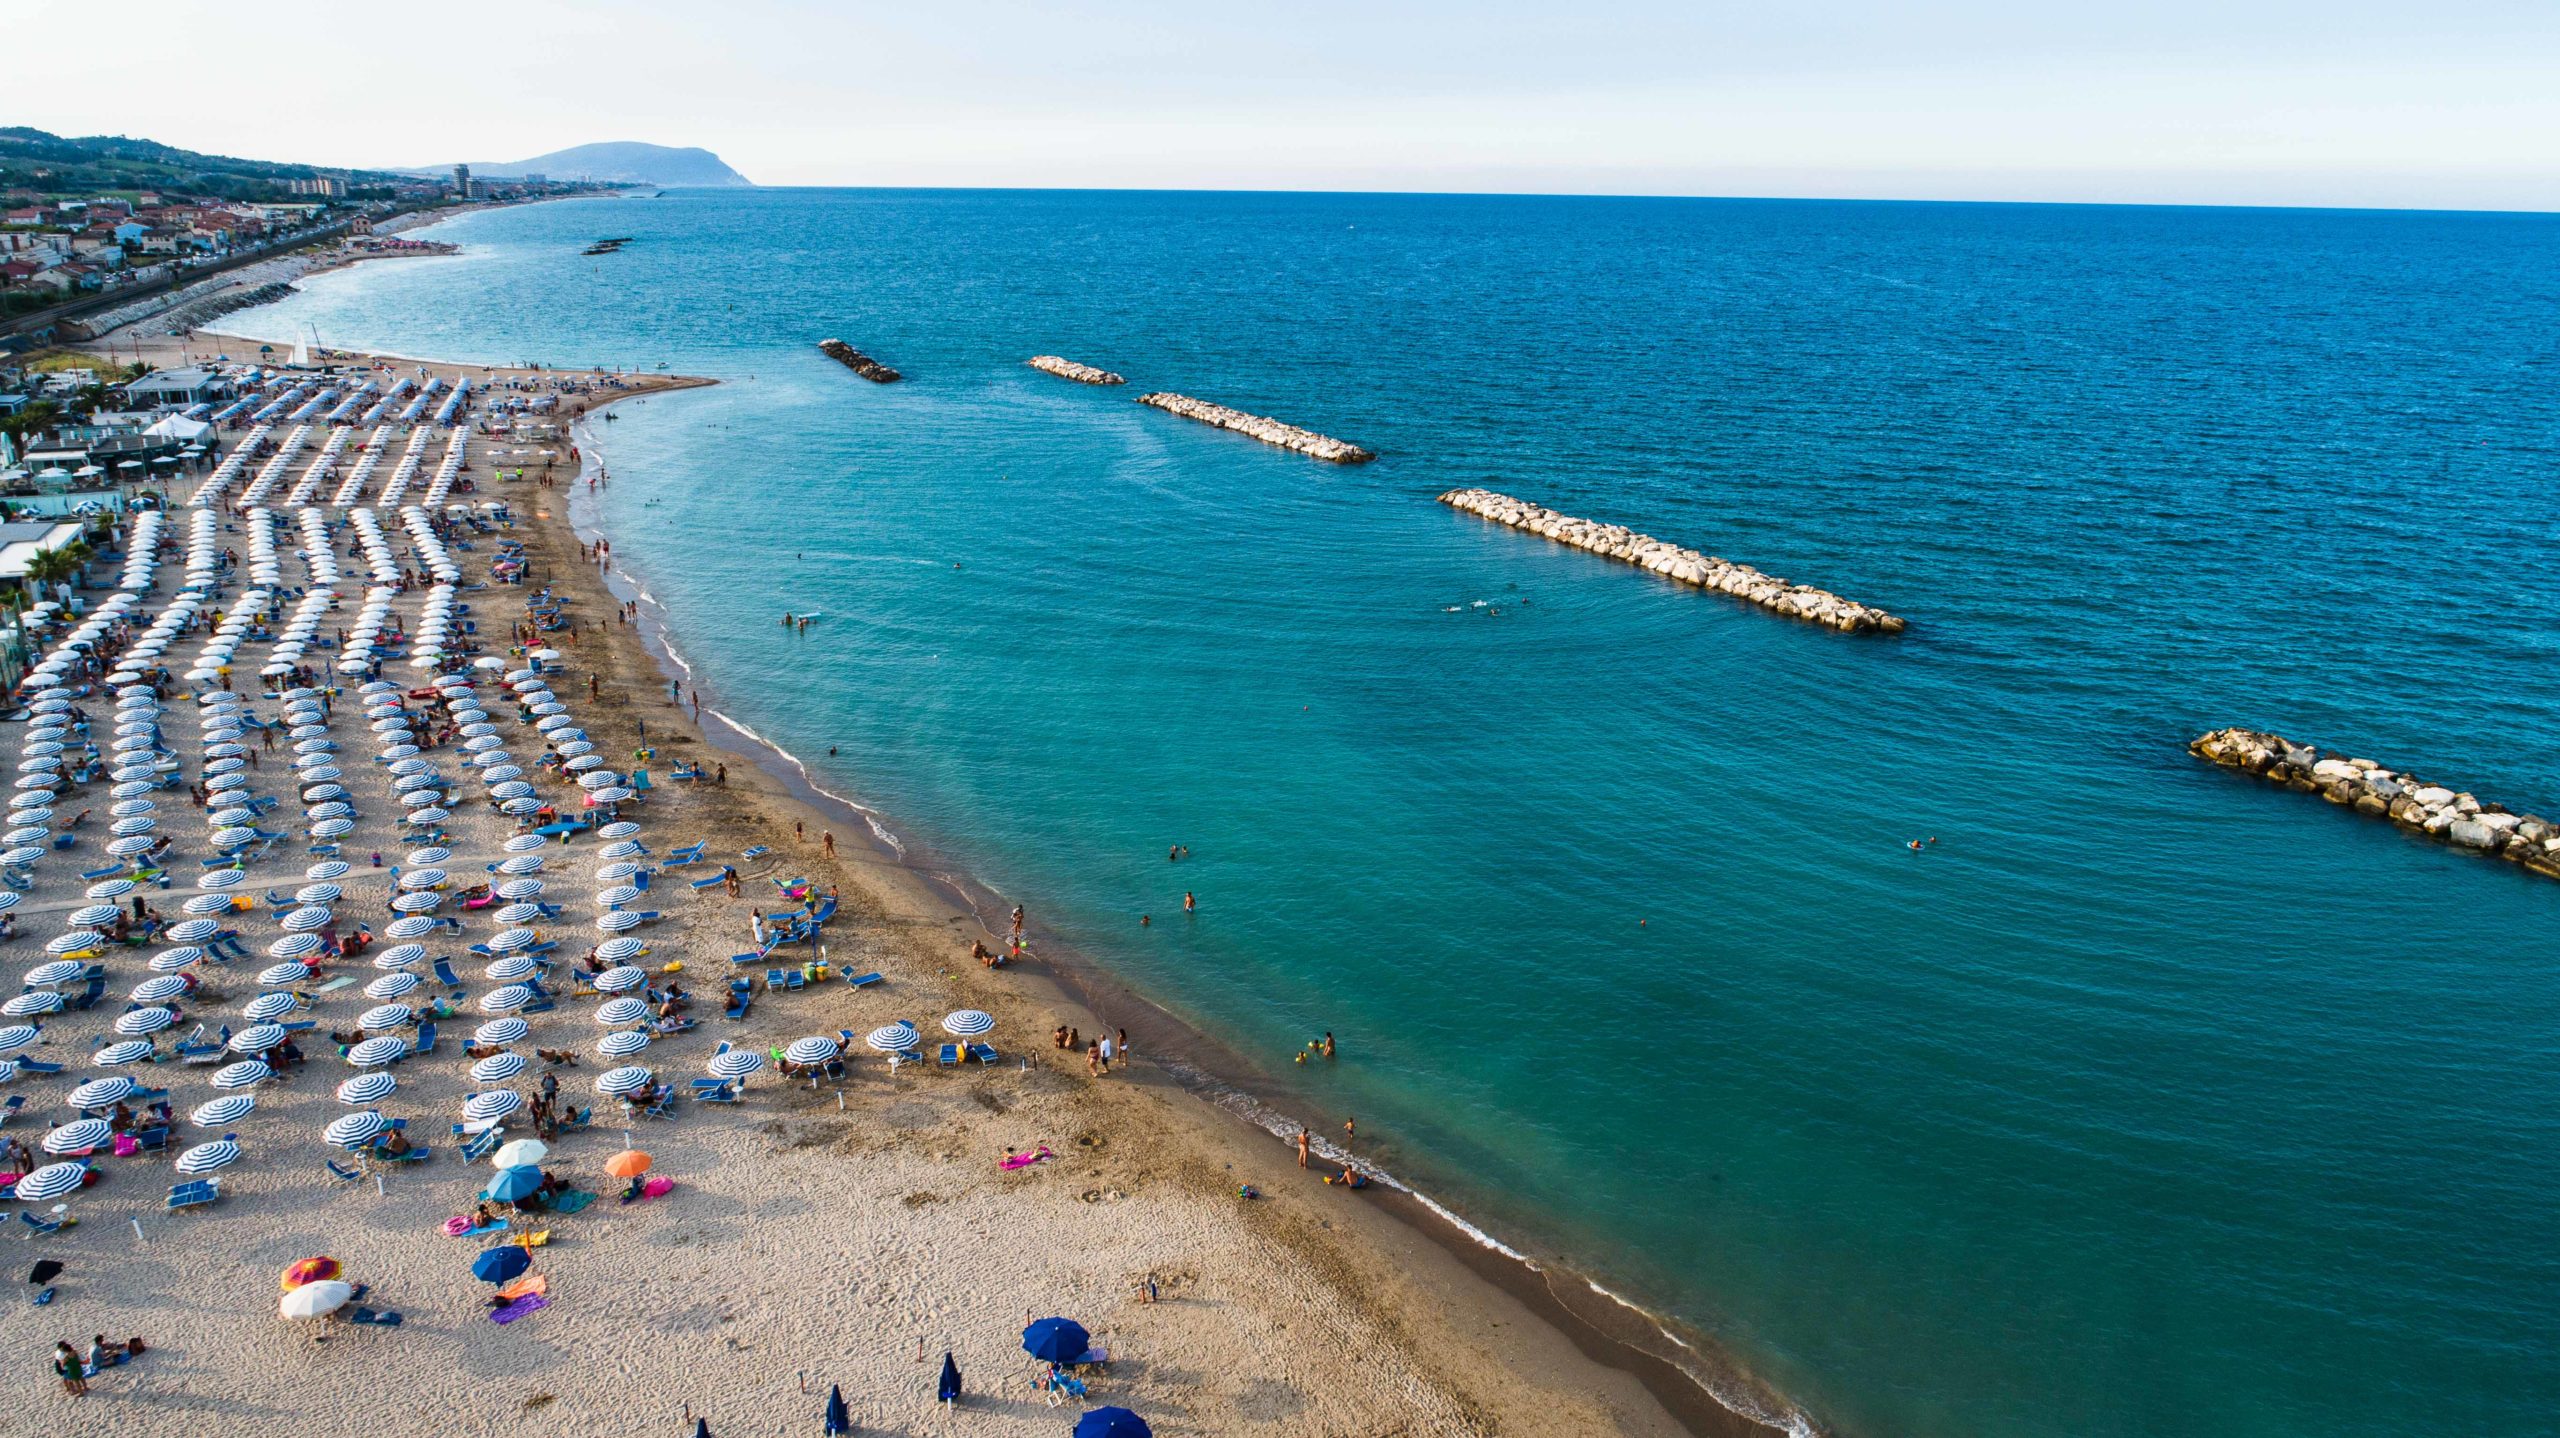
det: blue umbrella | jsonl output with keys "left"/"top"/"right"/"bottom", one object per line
{"left": 483, "top": 1164, "right": 544, "bottom": 1202}
{"left": 470, "top": 1244, "right": 531, "bottom": 1284}
{"left": 937, "top": 1352, "right": 962, "bottom": 1405}
{"left": 1022, "top": 1317, "right": 1090, "bottom": 1364}
{"left": 824, "top": 1384, "right": 851, "bottom": 1434}
{"left": 1073, "top": 1408, "right": 1151, "bottom": 1438}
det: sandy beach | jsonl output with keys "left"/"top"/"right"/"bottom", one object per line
{"left": 0, "top": 327, "right": 1730, "bottom": 1437}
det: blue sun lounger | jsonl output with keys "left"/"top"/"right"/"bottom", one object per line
{"left": 166, "top": 1179, "right": 220, "bottom": 1210}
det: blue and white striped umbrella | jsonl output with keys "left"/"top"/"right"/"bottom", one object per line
{"left": 373, "top": 944, "right": 428, "bottom": 971}
{"left": 1, "top": 992, "right": 64, "bottom": 1017}
{"left": 310, "top": 818, "right": 354, "bottom": 838}
{"left": 94, "top": 1040, "right": 158, "bottom": 1066}
{"left": 210, "top": 1060, "right": 273, "bottom": 1089}
{"left": 280, "top": 906, "right": 333, "bottom": 933}
{"left": 257, "top": 962, "right": 311, "bottom": 987}
{"left": 486, "top": 928, "right": 538, "bottom": 953}
{"left": 480, "top": 985, "right": 534, "bottom": 1014}
{"left": 593, "top": 965, "right": 647, "bottom": 993}
{"left": 708, "top": 1050, "right": 765, "bottom": 1081}
{"left": 359, "top": 1004, "right": 416, "bottom": 1032}
{"left": 115, "top": 1007, "right": 178, "bottom": 1036}
{"left": 40, "top": 934, "right": 104, "bottom": 960}
{"left": 496, "top": 855, "right": 545, "bottom": 875}
{"left": 462, "top": 1090, "right": 522, "bottom": 1123}
{"left": 366, "top": 972, "right": 422, "bottom": 1001}
{"left": 43, "top": 1118, "right": 113, "bottom": 1153}
{"left": 495, "top": 880, "right": 546, "bottom": 900}
{"left": 489, "top": 780, "right": 535, "bottom": 800}
{"left": 471, "top": 1052, "right": 527, "bottom": 1083}
{"left": 404, "top": 807, "right": 451, "bottom": 825}
{"left": 784, "top": 1036, "right": 841, "bottom": 1066}
{"left": 484, "top": 953, "right": 540, "bottom": 982}
{"left": 390, "top": 892, "right": 443, "bottom": 914}
{"left": 295, "top": 883, "right": 344, "bottom": 905}
{"left": 68, "top": 904, "right": 123, "bottom": 928}
{"left": 324, "top": 1111, "right": 387, "bottom": 1149}
{"left": 866, "top": 1023, "right": 921, "bottom": 1053}
{"left": 210, "top": 826, "right": 258, "bottom": 850}
{"left": 347, "top": 1036, "right": 408, "bottom": 1067}
{"left": 500, "top": 798, "right": 543, "bottom": 816}
{"left": 268, "top": 932, "right": 324, "bottom": 959}
{"left": 596, "top": 886, "right": 642, "bottom": 908}
{"left": 597, "top": 840, "right": 645, "bottom": 859}
{"left": 306, "top": 802, "right": 354, "bottom": 820}
{"left": 595, "top": 937, "right": 648, "bottom": 964}
{"left": 190, "top": 1095, "right": 257, "bottom": 1127}
{"left": 129, "top": 975, "right": 191, "bottom": 1005}
{"left": 407, "top": 848, "right": 454, "bottom": 865}
{"left": 198, "top": 868, "right": 246, "bottom": 890}
{"left": 595, "top": 822, "right": 643, "bottom": 840}
{"left": 174, "top": 1138, "right": 240, "bottom": 1175}
{"left": 398, "top": 868, "right": 448, "bottom": 890}
{"left": 336, "top": 1072, "right": 397, "bottom": 1105}
{"left": 473, "top": 1017, "right": 531, "bottom": 1046}
{"left": 383, "top": 916, "right": 440, "bottom": 938}
{"left": 501, "top": 834, "right": 548, "bottom": 855}
{"left": 0, "top": 1023, "right": 37, "bottom": 1055}
{"left": 165, "top": 918, "right": 223, "bottom": 943}
{"left": 25, "top": 960, "right": 86, "bottom": 986}
{"left": 595, "top": 910, "right": 642, "bottom": 932}
{"left": 305, "top": 861, "right": 351, "bottom": 880}
{"left": 941, "top": 1010, "right": 995, "bottom": 1038}
{"left": 70, "top": 1076, "right": 136, "bottom": 1108}
{"left": 242, "top": 992, "right": 298, "bottom": 1021}
{"left": 594, "top": 1065, "right": 652, "bottom": 1097}
{"left": 181, "top": 893, "right": 237, "bottom": 916}
{"left": 13, "top": 1162, "right": 88, "bottom": 1202}
{"left": 106, "top": 835, "right": 160, "bottom": 858}
{"left": 230, "top": 1024, "right": 288, "bottom": 1053}
{"left": 594, "top": 997, "right": 651, "bottom": 1027}
{"left": 493, "top": 903, "right": 544, "bottom": 926}
{"left": 597, "top": 1029, "right": 651, "bottom": 1058}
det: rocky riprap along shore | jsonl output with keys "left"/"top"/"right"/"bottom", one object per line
{"left": 2190, "top": 728, "right": 2560, "bottom": 880}
{"left": 817, "top": 339, "right": 901, "bottom": 383}
{"left": 1028, "top": 355, "right": 1125, "bottom": 385}
{"left": 1439, "top": 488, "right": 1906, "bottom": 634}
{"left": 1135, "top": 392, "right": 1374, "bottom": 463}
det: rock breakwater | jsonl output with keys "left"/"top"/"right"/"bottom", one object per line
{"left": 1438, "top": 488, "right": 1905, "bottom": 634}
{"left": 2189, "top": 728, "right": 2560, "bottom": 879}
{"left": 1028, "top": 355, "right": 1125, "bottom": 385}
{"left": 817, "top": 339, "right": 901, "bottom": 383}
{"left": 1135, "top": 392, "right": 1373, "bottom": 463}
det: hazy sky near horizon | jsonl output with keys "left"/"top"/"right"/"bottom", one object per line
{"left": 17, "top": 0, "right": 2560, "bottom": 209}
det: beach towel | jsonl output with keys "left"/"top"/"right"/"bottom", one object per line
{"left": 551, "top": 1190, "right": 596, "bottom": 1215}
{"left": 112, "top": 1135, "right": 139, "bottom": 1157}
{"left": 489, "top": 1294, "right": 549, "bottom": 1325}
{"left": 349, "top": 1307, "right": 403, "bottom": 1326}
{"left": 447, "top": 1219, "right": 509, "bottom": 1239}
{"left": 999, "top": 1146, "right": 1055, "bottom": 1172}
{"left": 640, "top": 1176, "right": 674, "bottom": 1200}
{"left": 496, "top": 1275, "right": 548, "bottom": 1301}
{"left": 312, "top": 976, "right": 356, "bottom": 993}
{"left": 515, "top": 1230, "right": 551, "bottom": 1248}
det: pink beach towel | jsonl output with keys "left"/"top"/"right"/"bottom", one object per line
{"left": 999, "top": 1145, "right": 1055, "bottom": 1172}
{"left": 640, "top": 1176, "right": 674, "bottom": 1200}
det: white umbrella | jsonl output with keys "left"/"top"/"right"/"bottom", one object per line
{"left": 281, "top": 1280, "right": 354, "bottom": 1320}
{"left": 491, "top": 1136, "right": 548, "bottom": 1168}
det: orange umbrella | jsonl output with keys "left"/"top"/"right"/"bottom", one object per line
{"left": 603, "top": 1150, "right": 652, "bottom": 1179}
{"left": 281, "top": 1256, "right": 341, "bottom": 1291}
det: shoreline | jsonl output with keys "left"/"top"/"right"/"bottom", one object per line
{"left": 557, "top": 402, "right": 1807, "bottom": 1438}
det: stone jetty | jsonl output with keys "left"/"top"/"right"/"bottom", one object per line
{"left": 817, "top": 339, "right": 901, "bottom": 383}
{"left": 1028, "top": 355, "right": 1125, "bottom": 385}
{"left": 2189, "top": 728, "right": 2560, "bottom": 880}
{"left": 1135, "top": 392, "right": 1374, "bottom": 463}
{"left": 1437, "top": 488, "right": 1905, "bottom": 634}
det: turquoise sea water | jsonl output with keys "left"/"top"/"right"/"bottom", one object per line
{"left": 239, "top": 191, "right": 2559, "bottom": 1438}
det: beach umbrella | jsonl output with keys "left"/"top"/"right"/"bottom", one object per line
{"left": 374, "top": 943, "right": 428, "bottom": 971}
{"left": 596, "top": 822, "right": 642, "bottom": 840}
{"left": 936, "top": 1354, "right": 963, "bottom": 1408}
{"left": 398, "top": 868, "right": 447, "bottom": 890}
{"left": 480, "top": 985, "right": 534, "bottom": 1014}
{"left": 43, "top": 1118, "right": 114, "bottom": 1154}
{"left": 390, "top": 892, "right": 443, "bottom": 914}
{"left": 595, "top": 910, "right": 642, "bottom": 933}
{"left": 166, "top": 918, "right": 223, "bottom": 942}
{"left": 706, "top": 1038, "right": 762, "bottom": 1074}
{"left": 866, "top": 1023, "right": 919, "bottom": 1053}
{"left": 0, "top": 1023, "right": 37, "bottom": 1055}
{"left": 231, "top": 1023, "right": 289, "bottom": 1052}
{"left": 174, "top": 1138, "right": 241, "bottom": 1175}
{"left": 12, "top": 1162, "right": 87, "bottom": 1203}
{"left": 784, "top": 1036, "right": 840, "bottom": 1067}
{"left": 594, "top": 1065, "right": 651, "bottom": 1097}
{"left": 486, "top": 928, "right": 538, "bottom": 953}
{"left": 94, "top": 1041, "right": 157, "bottom": 1066}
{"left": 497, "top": 855, "right": 545, "bottom": 875}
{"left": 24, "top": 960, "right": 87, "bottom": 987}
{"left": 191, "top": 1095, "right": 257, "bottom": 1127}
{"left": 324, "top": 1111, "right": 387, "bottom": 1149}
{"left": 483, "top": 954, "right": 542, "bottom": 983}
{"left": 501, "top": 798, "right": 544, "bottom": 816}
{"left": 268, "top": 932, "right": 325, "bottom": 960}
{"left": 603, "top": 1149, "right": 653, "bottom": 1180}
{"left": 501, "top": 834, "right": 547, "bottom": 854}
{"left": 1023, "top": 1317, "right": 1092, "bottom": 1364}
{"left": 463, "top": 1090, "right": 522, "bottom": 1124}
{"left": 68, "top": 904, "right": 123, "bottom": 928}
{"left": 310, "top": 818, "right": 354, "bottom": 838}
{"left": 2, "top": 992, "right": 65, "bottom": 1017}
{"left": 491, "top": 1137, "right": 549, "bottom": 1170}
{"left": 70, "top": 1076, "right": 136, "bottom": 1109}
{"left": 596, "top": 885, "right": 642, "bottom": 908}
{"left": 336, "top": 1073, "right": 397, "bottom": 1105}
{"left": 211, "top": 1060, "right": 273, "bottom": 1090}
{"left": 383, "top": 916, "right": 441, "bottom": 938}
{"left": 282, "top": 1257, "right": 341, "bottom": 1291}
{"left": 494, "top": 878, "right": 545, "bottom": 901}
{"left": 257, "top": 962, "right": 312, "bottom": 988}
{"left": 1072, "top": 1409, "right": 1151, "bottom": 1438}
{"left": 366, "top": 972, "right": 422, "bottom": 1001}
{"left": 359, "top": 1004, "right": 416, "bottom": 1032}
{"left": 199, "top": 868, "right": 249, "bottom": 892}
{"left": 347, "top": 1035, "right": 408, "bottom": 1066}
{"left": 472, "top": 1052, "right": 529, "bottom": 1084}
{"left": 116, "top": 1006, "right": 178, "bottom": 1036}
{"left": 595, "top": 937, "right": 647, "bottom": 963}
{"left": 182, "top": 893, "right": 239, "bottom": 916}
{"left": 280, "top": 1279, "right": 353, "bottom": 1320}
{"left": 597, "top": 1029, "right": 651, "bottom": 1058}
{"left": 40, "top": 933, "right": 104, "bottom": 958}
{"left": 295, "top": 883, "right": 344, "bottom": 905}
{"left": 942, "top": 1010, "right": 994, "bottom": 1039}
{"left": 129, "top": 975, "right": 193, "bottom": 1006}
{"left": 493, "top": 903, "right": 545, "bottom": 926}
{"left": 242, "top": 992, "right": 299, "bottom": 1021}
{"left": 280, "top": 906, "right": 333, "bottom": 933}
{"left": 594, "top": 965, "right": 646, "bottom": 992}
{"left": 594, "top": 996, "right": 651, "bottom": 1027}
{"left": 474, "top": 1017, "right": 530, "bottom": 1046}
{"left": 470, "top": 1243, "right": 532, "bottom": 1284}
{"left": 483, "top": 1164, "right": 546, "bottom": 1204}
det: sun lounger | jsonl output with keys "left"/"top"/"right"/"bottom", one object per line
{"left": 17, "top": 1058, "right": 63, "bottom": 1075}
{"left": 69, "top": 977, "right": 106, "bottom": 1010}
{"left": 0, "top": 1095, "right": 22, "bottom": 1125}
{"left": 688, "top": 871, "right": 726, "bottom": 891}
{"left": 131, "top": 1125, "right": 170, "bottom": 1154}
{"left": 723, "top": 984, "right": 752, "bottom": 1021}
{"left": 968, "top": 1043, "right": 999, "bottom": 1065}
{"left": 325, "top": 1159, "right": 364, "bottom": 1183}
{"left": 938, "top": 1044, "right": 961, "bottom": 1066}
{"left": 457, "top": 1129, "right": 501, "bottom": 1163}
{"left": 667, "top": 842, "right": 707, "bottom": 865}
{"left": 740, "top": 845, "right": 770, "bottom": 861}
{"left": 18, "top": 1210, "right": 70, "bottom": 1237}
{"left": 433, "top": 959, "right": 464, "bottom": 990}
{"left": 844, "top": 971, "right": 883, "bottom": 989}
{"left": 167, "top": 1179, "right": 219, "bottom": 1210}
{"left": 414, "top": 1022, "right": 437, "bottom": 1054}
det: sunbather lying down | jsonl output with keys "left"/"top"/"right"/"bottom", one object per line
{"left": 998, "top": 1145, "right": 1055, "bottom": 1172}
{"left": 536, "top": 1048, "right": 579, "bottom": 1066}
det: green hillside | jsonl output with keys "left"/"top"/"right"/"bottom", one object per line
{"left": 0, "top": 127, "right": 406, "bottom": 200}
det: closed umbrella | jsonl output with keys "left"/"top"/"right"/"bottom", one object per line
{"left": 937, "top": 1353, "right": 963, "bottom": 1408}
{"left": 827, "top": 1382, "right": 853, "bottom": 1434}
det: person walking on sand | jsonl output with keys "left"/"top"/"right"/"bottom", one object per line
{"left": 821, "top": 831, "right": 835, "bottom": 860}
{"left": 1085, "top": 1040, "right": 1102, "bottom": 1078}
{"left": 1296, "top": 1128, "right": 1311, "bottom": 1168}
{"left": 54, "top": 1340, "right": 86, "bottom": 1396}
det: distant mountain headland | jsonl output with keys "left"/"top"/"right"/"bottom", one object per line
{"left": 410, "top": 142, "right": 752, "bottom": 188}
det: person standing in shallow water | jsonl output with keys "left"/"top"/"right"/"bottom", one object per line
{"left": 1296, "top": 1128, "right": 1311, "bottom": 1168}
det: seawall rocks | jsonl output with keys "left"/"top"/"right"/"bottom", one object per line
{"left": 2189, "top": 727, "right": 2560, "bottom": 880}
{"left": 817, "top": 339, "right": 901, "bottom": 383}
{"left": 1437, "top": 488, "right": 1906, "bottom": 634}
{"left": 1028, "top": 355, "right": 1126, "bottom": 385}
{"left": 1135, "top": 392, "right": 1374, "bottom": 463}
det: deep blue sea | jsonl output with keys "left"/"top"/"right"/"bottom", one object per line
{"left": 238, "top": 190, "right": 2560, "bottom": 1438}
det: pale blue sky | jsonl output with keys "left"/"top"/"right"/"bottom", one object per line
{"left": 17, "top": 0, "right": 2560, "bottom": 209}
